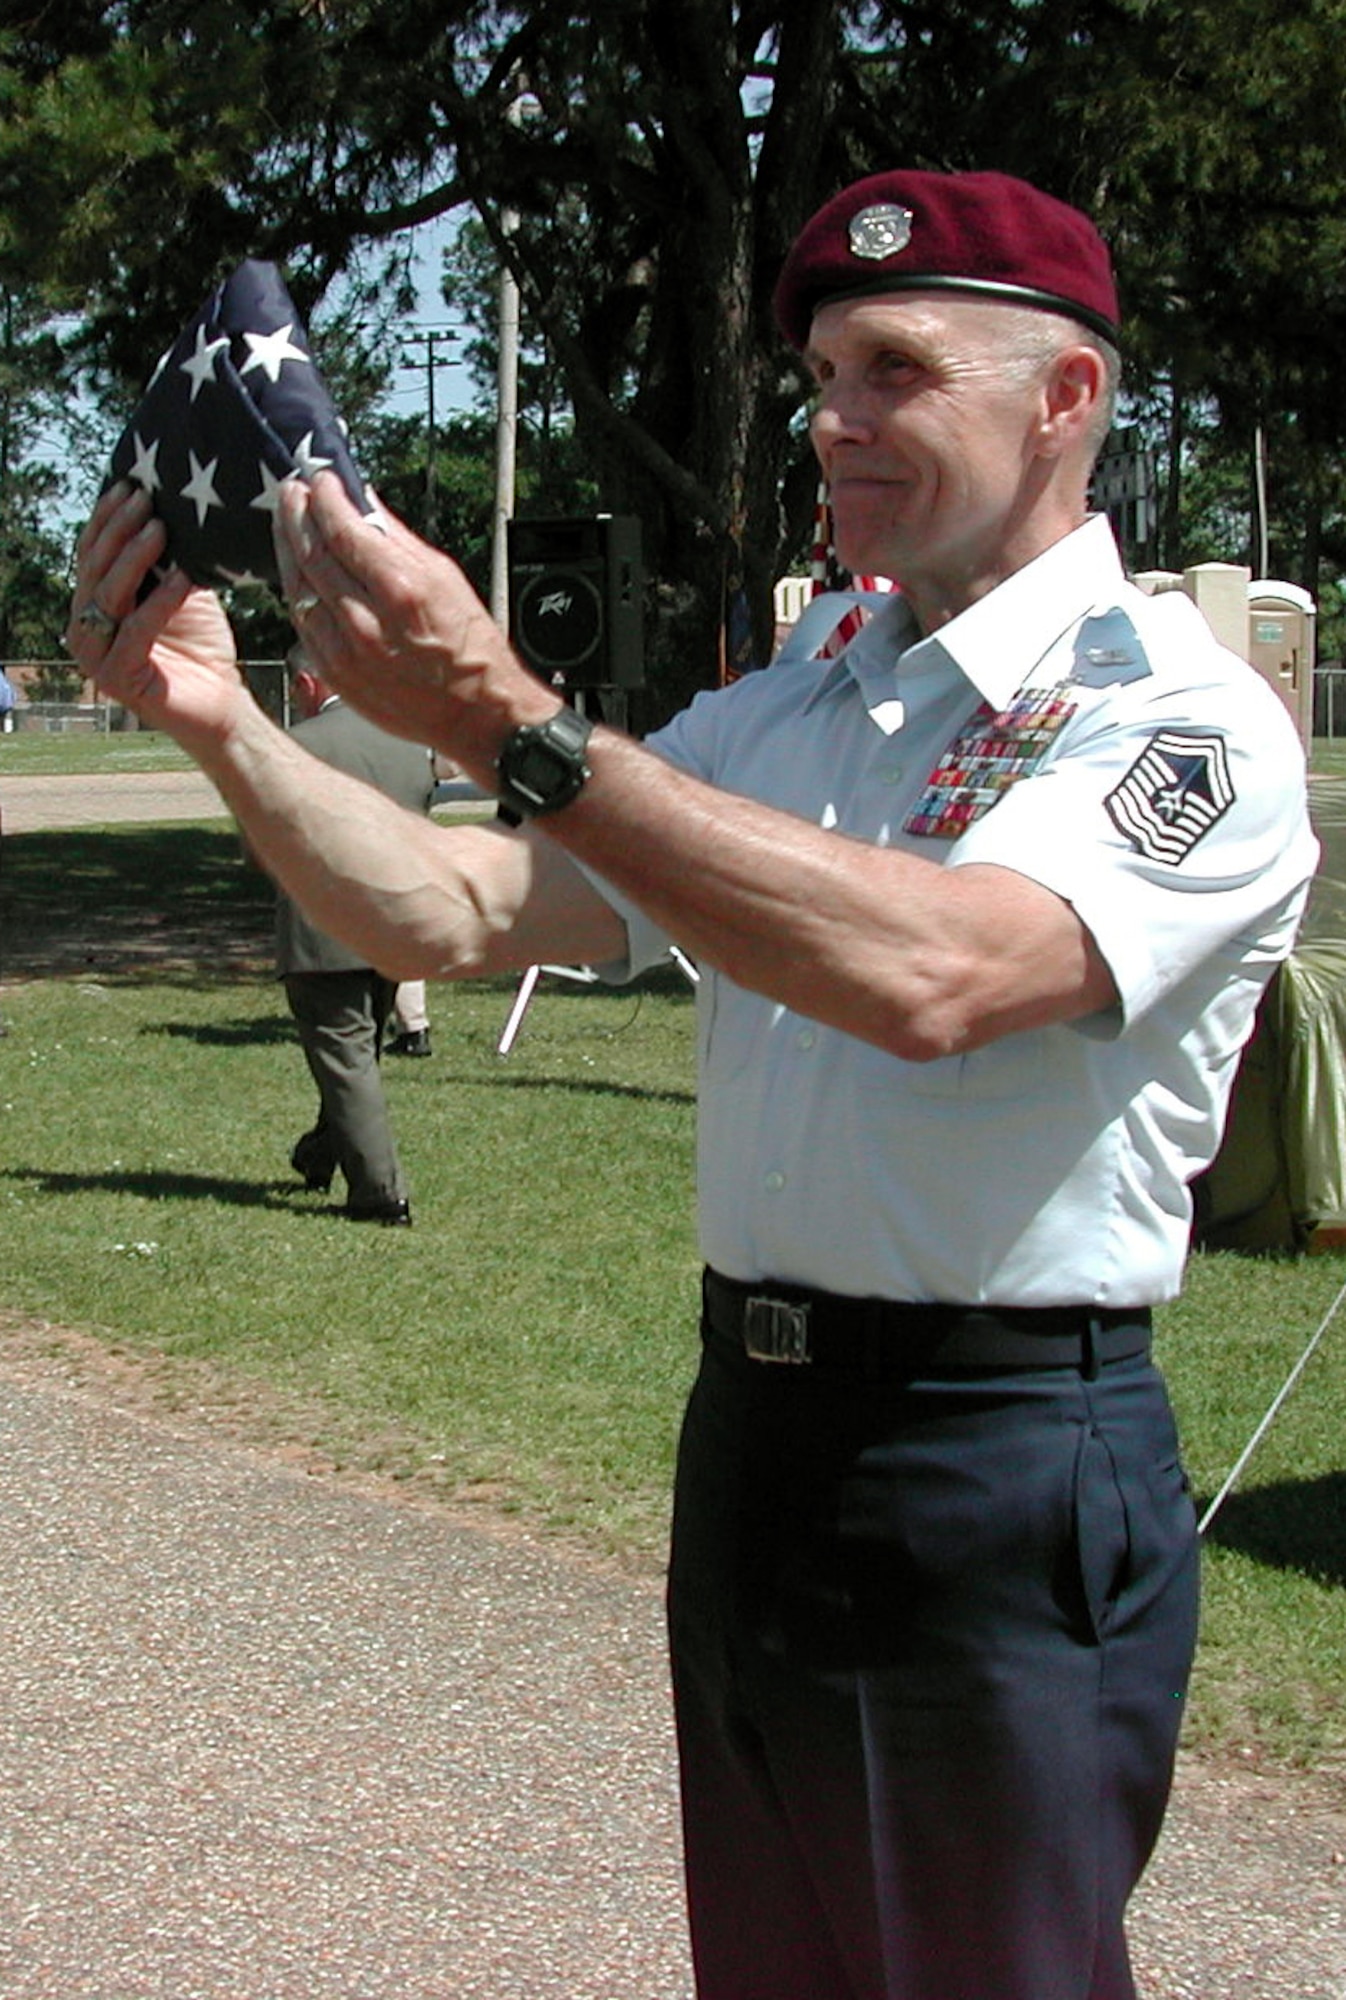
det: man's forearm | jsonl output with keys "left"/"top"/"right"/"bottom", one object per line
{"left": 203, "top": 700, "right": 622, "bottom": 981}
{"left": 530, "top": 724, "right": 1112, "bottom": 1059}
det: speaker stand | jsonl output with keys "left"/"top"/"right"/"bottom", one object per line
{"left": 496, "top": 947, "right": 699, "bottom": 1057}
{"left": 566, "top": 685, "right": 628, "bottom": 732}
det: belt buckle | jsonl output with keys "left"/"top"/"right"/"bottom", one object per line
{"left": 743, "top": 1295, "right": 812, "bottom": 1365}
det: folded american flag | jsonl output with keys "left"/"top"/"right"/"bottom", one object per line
{"left": 107, "top": 259, "right": 374, "bottom": 588}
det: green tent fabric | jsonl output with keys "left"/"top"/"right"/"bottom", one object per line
{"left": 1278, "top": 939, "right": 1346, "bottom": 1237}
{"left": 1192, "top": 939, "right": 1346, "bottom": 1252}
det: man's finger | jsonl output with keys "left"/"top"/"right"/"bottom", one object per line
{"left": 68, "top": 510, "right": 168, "bottom": 661}
{"left": 274, "top": 475, "right": 368, "bottom": 614}
{"left": 303, "top": 470, "right": 423, "bottom": 595}
{"left": 73, "top": 482, "right": 153, "bottom": 589}
{"left": 273, "top": 486, "right": 309, "bottom": 608}
{"left": 73, "top": 479, "right": 135, "bottom": 559}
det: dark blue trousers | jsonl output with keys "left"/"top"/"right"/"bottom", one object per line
{"left": 667, "top": 1315, "right": 1199, "bottom": 2000}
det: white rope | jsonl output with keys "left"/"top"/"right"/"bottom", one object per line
{"left": 1197, "top": 1273, "right": 1346, "bottom": 1536}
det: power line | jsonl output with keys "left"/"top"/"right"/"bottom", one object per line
{"left": 398, "top": 326, "right": 461, "bottom": 540}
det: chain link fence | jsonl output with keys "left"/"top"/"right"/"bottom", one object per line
{"left": 2, "top": 661, "right": 288, "bottom": 735}
{"left": 1314, "top": 664, "right": 1346, "bottom": 739}
{"left": 6, "top": 699, "right": 119, "bottom": 734}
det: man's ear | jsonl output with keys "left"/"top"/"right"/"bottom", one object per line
{"left": 1035, "top": 345, "right": 1107, "bottom": 459}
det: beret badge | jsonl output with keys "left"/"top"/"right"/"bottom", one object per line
{"left": 848, "top": 203, "right": 913, "bottom": 261}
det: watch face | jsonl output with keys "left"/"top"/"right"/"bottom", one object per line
{"left": 497, "top": 711, "right": 591, "bottom": 816}
{"left": 515, "top": 738, "right": 566, "bottom": 796}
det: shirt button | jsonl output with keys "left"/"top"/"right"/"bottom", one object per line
{"left": 796, "top": 1026, "right": 817, "bottom": 1051}
{"left": 764, "top": 1171, "right": 787, "bottom": 1193}
{"left": 881, "top": 763, "right": 904, "bottom": 785}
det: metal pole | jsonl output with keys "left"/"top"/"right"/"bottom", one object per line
{"left": 489, "top": 84, "right": 539, "bottom": 632}
{"left": 1252, "top": 423, "right": 1269, "bottom": 579}
{"left": 490, "top": 237, "right": 520, "bottom": 629}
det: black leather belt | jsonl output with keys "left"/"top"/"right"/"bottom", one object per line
{"left": 702, "top": 1267, "right": 1152, "bottom": 1378}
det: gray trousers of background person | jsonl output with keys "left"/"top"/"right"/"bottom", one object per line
{"left": 284, "top": 970, "right": 406, "bottom": 1208}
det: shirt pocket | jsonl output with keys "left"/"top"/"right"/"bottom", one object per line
{"left": 698, "top": 971, "right": 790, "bottom": 1087}
{"left": 904, "top": 1030, "right": 1049, "bottom": 1101}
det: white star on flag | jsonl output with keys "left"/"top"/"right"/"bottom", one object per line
{"left": 180, "top": 324, "right": 230, "bottom": 402}
{"left": 291, "top": 431, "right": 333, "bottom": 478}
{"left": 127, "top": 432, "right": 161, "bottom": 492}
{"left": 249, "top": 461, "right": 298, "bottom": 516}
{"left": 240, "top": 321, "right": 309, "bottom": 384}
{"left": 180, "top": 450, "right": 223, "bottom": 526}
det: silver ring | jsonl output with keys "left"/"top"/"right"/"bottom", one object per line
{"left": 292, "top": 593, "right": 321, "bottom": 623}
{"left": 76, "top": 599, "right": 119, "bottom": 640}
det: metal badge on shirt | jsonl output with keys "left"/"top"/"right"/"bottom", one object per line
{"left": 1104, "top": 730, "right": 1235, "bottom": 864}
{"left": 903, "top": 683, "right": 1078, "bottom": 840}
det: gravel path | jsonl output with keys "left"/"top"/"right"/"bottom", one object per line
{"left": 0, "top": 768, "right": 486, "bottom": 836}
{"left": 0, "top": 1337, "right": 692, "bottom": 2000}
{"left": 0, "top": 769, "right": 230, "bottom": 834}
{"left": 0, "top": 1330, "right": 1341, "bottom": 2000}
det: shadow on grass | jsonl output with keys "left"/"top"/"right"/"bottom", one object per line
{"left": 2, "top": 1164, "right": 334, "bottom": 1216}
{"left": 2, "top": 824, "right": 273, "bottom": 983}
{"left": 140, "top": 1015, "right": 294, "bottom": 1047}
{"left": 442, "top": 1066, "right": 695, "bottom": 1108}
{"left": 1201, "top": 1471, "right": 1346, "bottom": 1587}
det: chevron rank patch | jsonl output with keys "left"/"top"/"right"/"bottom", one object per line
{"left": 1104, "top": 731, "right": 1234, "bottom": 864}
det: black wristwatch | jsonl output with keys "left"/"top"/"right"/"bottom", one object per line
{"left": 494, "top": 705, "right": 594, "bottom": 819}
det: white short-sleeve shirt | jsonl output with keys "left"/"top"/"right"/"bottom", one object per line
{"left": 591, "top": 517, "right": 1318, "bottom": 1306}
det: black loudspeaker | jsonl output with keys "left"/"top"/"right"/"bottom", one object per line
{"left": 507, "top": 515, "right": 645, "bottom": 689}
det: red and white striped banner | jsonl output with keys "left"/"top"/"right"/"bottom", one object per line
{"left": 809, "top": 479, "right": 891, "bottom": 656}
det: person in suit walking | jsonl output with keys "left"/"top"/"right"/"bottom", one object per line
{"left": 278, "top": 646, "right": 434, "bottom": 1224}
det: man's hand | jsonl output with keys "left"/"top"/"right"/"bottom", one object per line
{"left": 68, "top": 483, "right": 248, "bottom": 757}
{"left": 274, "top": 472, "right": 558, "bottom": 774}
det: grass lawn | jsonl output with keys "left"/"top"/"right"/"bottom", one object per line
{"left": 1309, "top": 737, "right": 1346, "bottom": 782}
{"left": 1, "top": 820, "right": 701, "bottom": 1559}
{"left": 1, "top": 752, "right": 1344, "bottom": 1778}
{"left": 1, "top": 726, "right": 195, "bottom": 776}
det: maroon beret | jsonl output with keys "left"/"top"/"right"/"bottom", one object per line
{"left": 773, "top": 168, "right": 1119, "bottom": 351}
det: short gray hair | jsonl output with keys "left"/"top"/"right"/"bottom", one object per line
{"left": 995, "top": 307, "right": 1120, "bottom": 464}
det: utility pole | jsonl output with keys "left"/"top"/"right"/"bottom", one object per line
{"left": 1252, "top": 422, "right": 1270, "bottom": 579}
{"left": 490, "top": 232, "right": 520, "bottom": 627}
{"left": 401, "top": 325, "right": 455, "bottom": 547}
{"left": 490, "top": 82, "right": 541, "bottom": 630}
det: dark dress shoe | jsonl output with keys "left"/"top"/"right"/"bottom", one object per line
{"left": 290, "top": 1136, "right": 333, "bottom": 1193}
{"left": 386, "top": 1028, "right": 432, "bottom": 1057}
{"left": 345, "top": 1198, "right": 413, "bottom": 1226}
